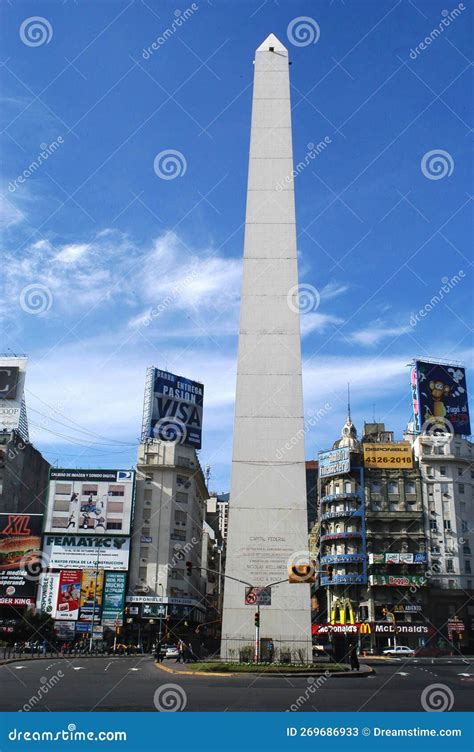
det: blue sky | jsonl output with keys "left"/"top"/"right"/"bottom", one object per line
{"left": 1, "top": 0, "right": 472, "bottom": 492}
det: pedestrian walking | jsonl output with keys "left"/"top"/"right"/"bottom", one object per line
{"left": 350, "top": 643, "right": 360, "bottom": 671}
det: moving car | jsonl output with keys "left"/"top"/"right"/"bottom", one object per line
{"left": 382, "top": 645, "right": 415, "bottom": 656}
{"left": 164, "top": 645, "right": 180, "bottom": 659}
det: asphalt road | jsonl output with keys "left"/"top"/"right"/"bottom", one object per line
{"left": 0, "top": 656, "right": 472, "bottom": 712}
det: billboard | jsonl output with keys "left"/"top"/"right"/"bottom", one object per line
{"left": 412, "top": 360, "right": 471, "bottom": 435}
{"left": 79, "top": 570, "right": 104, "bottom": 623}
{"left": 36, "top": 572, "right": 60, "bottom": 617}
{"left": 318, "top": 447, "right": 350, "bottom": 478}
{"left": 146, "top": 368, "right": 204, "bottom": 449}
{"left": 55, "top": 570, "right": 81, "bottom": 620}
{"left": 369, "top": 575, "right": 427, "bottom": 587}
{"left": 102, "top": 572, "right": 127, "bottom": 626}
{"left": 44, "top": 469, "right": 135, "bottom": 535}
{"left": 0, "top": 356, "right": 27, "bottom": 433}
{"left": 43, "top": 535, "right": 130, "bottom": 571}
{"left": 363, "top": 442, "right": 413, "bottom": 468}
{"left": 0, "top": 513, "right": 43, "bottom": 606}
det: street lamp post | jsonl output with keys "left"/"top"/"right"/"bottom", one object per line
{"left": 89, "top": 538, "right": 102, "bottom": 653}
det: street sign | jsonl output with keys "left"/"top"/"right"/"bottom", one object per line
{"left": 245, "top": 587, "right": 271, "bottom": 606}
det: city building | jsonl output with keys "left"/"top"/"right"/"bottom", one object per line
{"left": 0, "top": 431, "right": 50, "bottom": 515}
{"left": 306, "top": 460, "right": 318, "bottom": 531}
{"left": 408, "top": 430, "right": 474, "bottom": 649}
{"left": 127, "top": 439, "right": 208, "bottom": 633}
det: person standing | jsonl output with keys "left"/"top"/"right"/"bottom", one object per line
{"left": 350, "top": 643, "right": 360, "bottom": 671}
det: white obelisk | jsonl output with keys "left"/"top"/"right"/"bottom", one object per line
{"left": 221, "top": 34, "right": 311, "bottom": 659}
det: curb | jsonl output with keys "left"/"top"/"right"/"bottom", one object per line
{"left": 0, "top": 655, "right": 145, "bottom": 666}
{"left": 154, "top": 662, "right": 375, "bottom": 679}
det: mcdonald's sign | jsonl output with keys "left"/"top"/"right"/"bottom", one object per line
{"left": 359, "top": 623, "right": 372, "bottom": 635}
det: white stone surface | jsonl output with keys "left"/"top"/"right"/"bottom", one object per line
{"left": 221, "top": 35, "right": 312, "bottom": 656}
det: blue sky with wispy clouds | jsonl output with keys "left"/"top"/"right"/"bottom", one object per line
{"left": 1, "top": 0, "right": 472, "bottom": 491}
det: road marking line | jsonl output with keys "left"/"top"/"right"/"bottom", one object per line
{"left": 104, "top": 662, "right": 112, "bottom": 671}
{"left": 73, "top": 667, "right": 85, "bottom": 671}
{"left": 15, "top": 666, "right": 25, "bottom": 670}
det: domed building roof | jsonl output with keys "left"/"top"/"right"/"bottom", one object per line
{"left": 333, "top": 416, "right": 360, "bottom": 450}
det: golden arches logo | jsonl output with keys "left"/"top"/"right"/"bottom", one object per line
{"left": 359, "top": 623, "right": 372, "bottom": 635}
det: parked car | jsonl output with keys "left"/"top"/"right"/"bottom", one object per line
{"left": 383, "top": 645, "right": 415, "bottom": 656}
{"left": 165, "top": 645, "right": 180, "bottom": 659}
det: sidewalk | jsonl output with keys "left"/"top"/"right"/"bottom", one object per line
{"left": 155, "top": 660, "right": 375, "bottom": 678}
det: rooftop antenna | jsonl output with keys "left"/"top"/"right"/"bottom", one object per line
{"left": 373, "top": 403, "right": 376, "bottom": 422}
{"left": 347, "top": 383, "right": 351, "bottom": 421}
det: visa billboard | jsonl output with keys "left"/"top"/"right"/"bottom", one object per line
{"left": 145, "top": 368, "right": 204, "bottom": 449}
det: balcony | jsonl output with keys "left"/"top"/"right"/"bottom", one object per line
{"left": 321, "top": 553, "right": 365, "bottom": 564}
{"left": 320, "top": 573, "right": 367, "bottom": 586}
{"left": 320, "top": 531, "right": 363, "bottom": 543}
{"left": 321, "top": 492, "right": 360, "bottom": 503}
{"left": 321, "top": 507, "right": 363, "bottom": 521}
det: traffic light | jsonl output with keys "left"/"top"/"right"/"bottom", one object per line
{"left": 185, "top": 561, "right": 193, "bottom": 576}
{"left": 254, "top": 611, "right": 260, "bottom": 627}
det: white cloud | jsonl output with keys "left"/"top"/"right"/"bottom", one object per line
{"left": 55, "top": 243, "right": 91, "bottom": 264}
{"left": 350, "top": 322, "right": 409, "bottom": 347}
{"left": 300, "top": 312, "right": 344, "bottom": 336}
{"left": 320, "top": 281, "right": 349, "bottom": 300}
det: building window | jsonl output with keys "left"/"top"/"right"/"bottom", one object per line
{"left": 177, "top": 455, "right": 190, "bottom": 467}
{"left": 144, "top": 489, "right": 152, "bottom": 501}
{"left": 176, "top": 492, "right": 188, "bottom": 503}
{"left": 467, "top": 580, "right": 473, "bottom": 589}
{"left": 429, "top": 520, "right": 437, "bottom": 531}
{"left": 138, "top": 567, "right": 147, "bottom": 580}
{"left": 426, "top": 465, "right": 434, "bottom": 477}
{"left": 171, "top": 530, "right": 186, "bottom": 541}
{"left": 457, "top": 467, "right": 463, "bottom": 476}
{"left": 177, "top": 475, "right": 191, "bottom": 489}
{"left": 55, "top": 483, "right": 71, "bottom": 495}
{"left": 441, "top": 483, "right": 450, "bottom": 497}
{"left": 108, "top": 485, "right": 124, "bottom": 497}
{"left": 444, "top": 519, "right": 451, "bottom": 530}
{"left": 461, "top": 520, "right": 468, "bottom": 533}
{"left": 440, "top": 466, "right": 447, "bottom": 476}
{"left": 434, "top": 445, "right": 445, "bottom": 455}
{"left": 405, "top": 481, "right": 415, "bottom": 495}
{"left": 458, "top": 483, "right": 465, "bottom": 494}
{"left": 106, "top": 521, "right": 123, "bottom": 530}
{"left": 371, "top": 481, "right": 381, "bottom": 494}
{"left": 171, "top": 569, "right": 184, "bottom": 580}
{"left": 388, "top": 481, "right": 399, "bottom": 495}
{"left": 465, "top": 561, "right": 472, "bottom": 574}
{"left": 344, "top": 481, "right": 352, "bottom": 493}
{"left": 463, "top": 544, "right": 471, "bottom": 555}
{"left": 175, "top": 510, "right": 187, "bottom": 526}
{"left": 446, "top": 559, "right": 454, "bottom": 573}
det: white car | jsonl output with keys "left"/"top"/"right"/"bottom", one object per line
{"left": 165, "top": 646, "right": 180, "bottom": 659}
{"left": 383, "top": 646, "right": 415, "bottom": 657}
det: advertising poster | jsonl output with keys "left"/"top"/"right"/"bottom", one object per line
{"left": 44, "top": 469, "right": 135, "bottom": 535}
{"left": 102, "top": 571, "right": 127, "bottom": 626}
{"left": 0, "top": 513, "right": 43, "bottom": 606}
{"left": 363, "top": 442, "right": 413, "bottom": 468}
{"left": 56, "top": 570, "right": 81, "bottom": 620}
{"left": 414, "top": 360, "right": 471, "bottom": 435}
{"left": 54, "top": 621, "right": 76, "bottom": 640}
{"left": 147, "top": 368, "right": 204, "bottom": 448}
{"left": 36, "top": 572, "right": 60, "bottom": 617}
{"left": 43, "top": 535, "right": 130, "bottom": 571}
{"left": 0, "top": 356, "right": 27, "bottom": 433}
{"left": 318, "top": 447, "right": 350, "bottom": 478}
{"left": 79, "top": 570, "right": 104, "bottom": 623}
